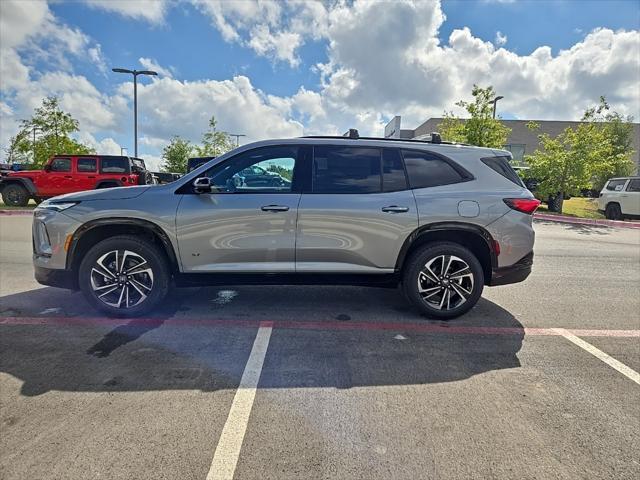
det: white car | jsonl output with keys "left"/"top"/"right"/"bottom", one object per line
{"left": 598, "top": 176, "right": 640, "bottom": 220}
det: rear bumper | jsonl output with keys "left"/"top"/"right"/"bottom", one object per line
{"left": 34, "top": 265, "right": 77, "bottom": 290}
{"left": 489, "top": 251, "right": 533, "bottom": 286}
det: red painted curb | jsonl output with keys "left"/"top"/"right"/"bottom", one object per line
{"left": 0, "top": 209, "right": 33, "bottom": 216}
{"left": 534, "top": 212, "right": 640, "bottom": 229}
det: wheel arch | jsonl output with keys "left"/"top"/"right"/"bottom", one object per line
{"left": 95, "top": 180, "right": 123, "bottom": 189}
{"left": 67, "top": 218, "right": 180, "bottom": 285}
{"left": 0, "top": 177, "right": 37, "bottom": 196}
{"left": 396, "top": 222, "right": 497, "bottom": 284}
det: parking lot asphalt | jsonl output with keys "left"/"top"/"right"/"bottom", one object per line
{"left": 0, "top": 215, "right": 639, "bottom": 479}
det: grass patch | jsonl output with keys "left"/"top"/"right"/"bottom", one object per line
{"left": 537, "top": 197, "right": 604, "bottom": 219}
{"left": 0, "top": 199, "right": 37, "bottom": 210}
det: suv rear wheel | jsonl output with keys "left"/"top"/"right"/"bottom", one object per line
{"left": 2, "top": 184, "right": 30, "bottom": 207}
{"left": 605, "top": 203, "right": 623, "bottom": 220}
{"left": 403, "top": 242, "right": 484, "bottom": 319}
{"left": 78, "top": 235, "right": 170, "bottom": 317}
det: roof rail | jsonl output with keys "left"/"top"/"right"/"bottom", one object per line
{"left": 301, "top": 132, "right": 464, "bottom": 146}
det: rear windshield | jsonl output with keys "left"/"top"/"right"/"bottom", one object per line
{"left": 481, "top": 156, "right": 524, "bottom": 187}
{"left": 100, "top": 157, "right": 129, "bottom": 174}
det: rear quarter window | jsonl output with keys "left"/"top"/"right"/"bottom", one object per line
{"left": 100, "top": 157, "right": 129, "bottom": 174}
{"left": 481, "top": 156, "right": 524, "bottom": 187}
{"left": 606, "top": 179, "right": 628, "bottom": 191}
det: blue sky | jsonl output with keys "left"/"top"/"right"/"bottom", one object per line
{"left": 1, "top": 0, "right": 639, "bottom": 167}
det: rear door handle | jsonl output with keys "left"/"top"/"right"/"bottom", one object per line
{"left": 382, "top": 205, "right": 409, "bottom": 213}
{"left": 261, "top": 205, "right": 290, "bottom": 212}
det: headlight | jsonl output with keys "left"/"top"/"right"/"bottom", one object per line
{"left": 37, "top": 200, "right": 79, "bottom": 212}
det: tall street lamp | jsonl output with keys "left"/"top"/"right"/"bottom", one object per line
{"left": 225, "top": 133, "right": 247, "bottom": 147}
{"left": 492, "top": 95, "right": 504, "bottom": 119}
{"left": 111, "top": 68, "right": 158, "bottom": 157}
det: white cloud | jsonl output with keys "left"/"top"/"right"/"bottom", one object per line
{"left": 0, "top": 0, "right": 119, "bottom": 157}
{"left": 495, "top": 30, "right": 507, "bottom": 46}
{"left": 139, "top": 57, "right": 175, "bottom": 78}
{"left": 192, "top": 0, "right": 326, "bottom": 66}
{"left": 131, "top": 76, "right": 303, "bottom": 144}
{"left": 82, "top": 0, "right": 168, "bottom": 24}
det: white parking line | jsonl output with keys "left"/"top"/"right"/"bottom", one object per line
{"left": 206, "top": 322, "right": 273, "bottom": 480}
{"left": 553, "top": 328, "right": 640, "bottom": 385}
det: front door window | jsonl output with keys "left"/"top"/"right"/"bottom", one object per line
{"left": 205, "top": 146, "right": 297, "bottom": 193}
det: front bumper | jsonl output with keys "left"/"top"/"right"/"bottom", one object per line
{"left": 489, "top": 251, "right": 533, "bottom": 286}
{"left": 34, "top": 265, "right": 77, "bottom": 290}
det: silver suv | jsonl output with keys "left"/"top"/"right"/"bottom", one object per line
{"left": 32, "top": 133, "right": 539, "bottom": 319}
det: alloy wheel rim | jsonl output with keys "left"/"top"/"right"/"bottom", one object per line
{"left": 90, "top": 250, "right": 154, "bottom": 309}
{"left": 417, "top": 255, "right": 474, "bottom": 310}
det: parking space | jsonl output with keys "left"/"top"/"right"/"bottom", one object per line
{"left": 1, "top": 216, "right": 639, "bottom": 479}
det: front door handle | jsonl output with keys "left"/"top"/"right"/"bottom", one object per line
{"left": 382, "top": 205, "right": 409, "bottom": 213}
{"left": 64, "top": 175, "right": 73, "bottom": 179}
{"left": 261, "top": 205, "right": 290, "bottom": 212}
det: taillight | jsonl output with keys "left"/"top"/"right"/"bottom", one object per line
{"left": 503, "top": 198, "right": 541, "bottom": 215}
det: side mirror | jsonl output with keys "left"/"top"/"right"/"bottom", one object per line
{"left": 43, "top": 164, "right": 51, "bottom": 172}
{"left": 193, "top": 177, "right": 212, "bottom": 194}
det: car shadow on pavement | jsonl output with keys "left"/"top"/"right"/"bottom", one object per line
{"left": 0, "top": 286, "right": 524, "bottom": 396}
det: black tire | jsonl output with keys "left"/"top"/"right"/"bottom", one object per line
{"left": 402, "top": 242, "right": 484, "bottom": 320}
{"left": 1, "top": 184, "right": 30, "bottom": 207}
{"left": 605, "top": 203, "right": 622, "bottom": 221}
{"left": 78, "top": 235, "right": 170, "bottom": 317}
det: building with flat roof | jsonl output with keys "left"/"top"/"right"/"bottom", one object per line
{"left": 385, "top": 116, "right": 640, "bottom": 172}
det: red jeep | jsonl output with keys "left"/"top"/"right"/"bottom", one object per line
{"left": 0, "top": 155, "right": 153, "bottom": 206}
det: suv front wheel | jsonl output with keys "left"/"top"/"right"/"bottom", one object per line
{"left": 78, "top": 235, "right": 170, "bottom": 317}
{"left": 403, "top": 242, "right": 484, "bottom": 319}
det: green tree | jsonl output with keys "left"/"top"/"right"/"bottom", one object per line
{"left": 581, "top": 97, "right": 635, "bottom": 190}
{"left": 195, "top": 116, "right": 234, "bottom": 157}
{"left": 161, "top": 136, "right": 193, "bottom": 173}
{"left": 525, "top": 97, "right": 635, "bottom": 213}
{"left": 438, "top": 85, "right": 511, "bottom": 148}
{"left": 7, "top": 96, "right": 94, "bottom": 166}
{"left": 526, "top": 123, "right": 612, "bottom": 212}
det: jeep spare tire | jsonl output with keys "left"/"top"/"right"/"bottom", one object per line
{"left": 138, "top": 171, "right": 153, "bottom": 185}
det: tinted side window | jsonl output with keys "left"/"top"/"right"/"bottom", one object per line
{"left": 402, "top": 150, "right": 464, "bottom": 189}
{"left": 100, "top": 157, "right": 129, "bottom": 173}
{"left": 626, "top": 179, "right": 640, "bottom": 192}
{"left": 606, "top": 179, "right": 627, "bottom": 191}
{"left": 481, "top": 156, "right": 524, "bottom": 187}
{"left": 77, "top": 158, "right": 97, "bottom": 172}
{"left": 313, "top": 146, "right": 381, "bottom": 194}
{"left": 205, "top": 146, "right": 297, "bottom": 193}
{"left": 50, "top": 158, "right": 71, "bottom": 172}
{"left": 382, "top": 149, "right": 408, "bottom": 192}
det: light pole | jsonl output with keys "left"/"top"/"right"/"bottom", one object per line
{"left": 111, "top": 68, "right": 158, "bottom": 157}
{"left": 23, "top": 122, "right": 42, "bottom": 163}
{"left": 492, "top": 95, "right": 504, "bottom": 119}
{"left": 226, "top": 133, "right": 247, "bottom": 147}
